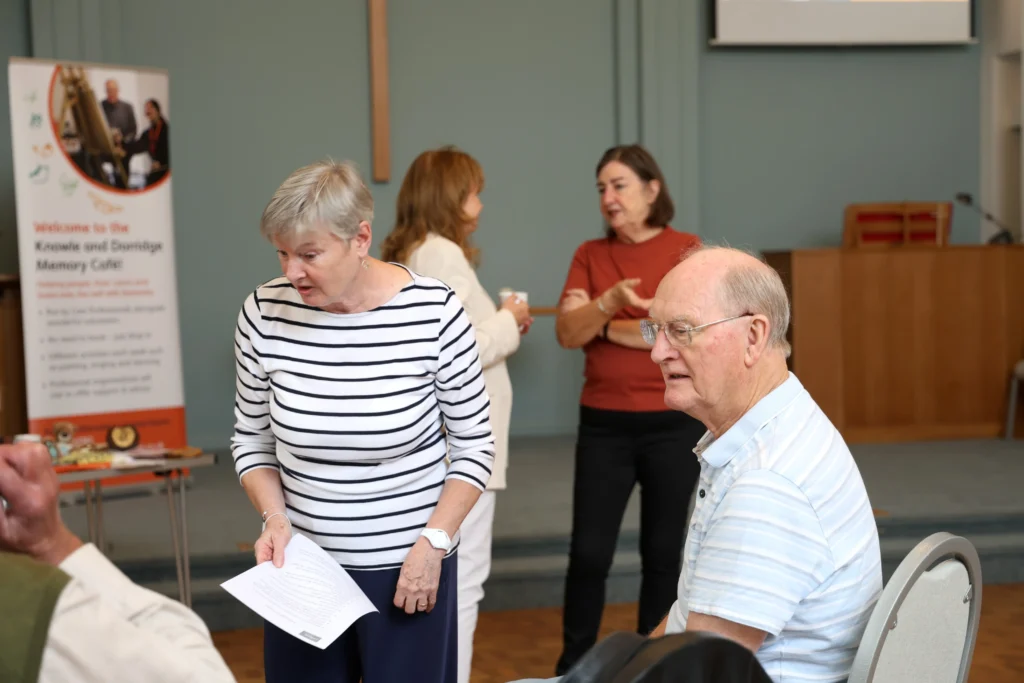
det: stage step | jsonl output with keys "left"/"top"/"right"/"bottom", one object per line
{"left": 478, "top": 515, "right": 1024, "bottom": 612}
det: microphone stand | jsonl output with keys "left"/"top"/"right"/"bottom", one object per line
{"left": 955, "top": 193, "right": 1017, "bottom": 245}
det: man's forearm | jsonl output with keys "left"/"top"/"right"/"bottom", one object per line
{"left": 650, "top": 614, "right": 669, "bottom": 638}
{"left": 606, "top": 319, "right": 651, "bottom": 350}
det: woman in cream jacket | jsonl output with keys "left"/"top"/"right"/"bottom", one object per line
{"left": 381, "top": 146, "right": 532, "bottom": 683}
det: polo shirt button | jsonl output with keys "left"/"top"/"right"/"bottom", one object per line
{"left": 699, "top": 489, "right": 706, "bottom": 498}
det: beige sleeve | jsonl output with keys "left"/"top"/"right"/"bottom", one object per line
{"left": 39, "top": 544, "right": 236, "bottom": 683}
{"left": 412, "top": 240, "right": 520, "bottom": 370}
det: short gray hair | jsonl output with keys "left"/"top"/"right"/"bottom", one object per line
{"left": 688, "top": 243, "right": 792, "bottom": 358}
{"left": 260, "top": 159, "right": 374, "bottom": 244}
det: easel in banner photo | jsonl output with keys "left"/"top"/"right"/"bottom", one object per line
{"left": 54, "top": 65, "right": 128, "bottom": 188}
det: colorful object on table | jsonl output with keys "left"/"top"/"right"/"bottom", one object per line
{"left": 52, "top": 422, "right": 76, "bottom": 459}
{"left": 106, "top": 424, "right": 140, "bottom": 451}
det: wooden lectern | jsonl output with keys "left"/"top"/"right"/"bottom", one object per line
{"left": 764, "top": 246, "right": 1024, "bottom": 443}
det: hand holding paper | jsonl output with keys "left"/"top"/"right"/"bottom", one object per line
{"left": 221, "top": 534, "right": 376, "bottom": 649}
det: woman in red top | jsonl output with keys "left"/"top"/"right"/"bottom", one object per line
{"left": 553, "top": 144, "right": 705, "bottom": 674}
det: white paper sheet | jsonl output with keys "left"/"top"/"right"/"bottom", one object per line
{"left": 220, "top": 533, "right": 377, "bottom": 649}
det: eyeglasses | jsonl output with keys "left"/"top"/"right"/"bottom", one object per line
{"left": 640, "top": 314, "right": 754, "bottom": 347}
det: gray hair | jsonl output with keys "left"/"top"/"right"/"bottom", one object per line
{"left": 260, "top": 159, "right": 374, "bottom": 244}
{"left": 687, "top": 243, "right": 792, "bottom": 358}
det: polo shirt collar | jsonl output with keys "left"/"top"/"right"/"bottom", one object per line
{"left": 693, "top": 372, "right": 804, "bottom": 469}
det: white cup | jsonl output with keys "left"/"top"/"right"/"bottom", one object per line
{"left": 498, "top": 288, "right": 529, "bottom": 332}
{"left": 498, "top": 288, "right": 528, "bottom": 304}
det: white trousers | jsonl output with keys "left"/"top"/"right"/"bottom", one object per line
{"left": 457, "top": 490, "right": 497, "bottom": 683}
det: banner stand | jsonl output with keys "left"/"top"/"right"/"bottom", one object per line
{"left": 8, "top": 57, "right": 187, "bottom": 491}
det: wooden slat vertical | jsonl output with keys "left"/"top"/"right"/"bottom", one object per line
{"left": 0, "top": 276, "right": 28, "bottom": 440}
{"left": 368, "top": 0, "right": 390, "bottom": 183}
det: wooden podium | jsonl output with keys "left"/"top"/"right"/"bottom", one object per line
{"left": 764, "top": 246, "right": 1024, "bottom": 443}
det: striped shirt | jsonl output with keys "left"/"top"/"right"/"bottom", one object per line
{"left": 230, "top": 269, "right": 495, "bottom": 570}
{"left": 667, "top": 373, "right": 882, "bottom": 683}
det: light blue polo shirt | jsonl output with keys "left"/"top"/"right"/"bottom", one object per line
{"left": 666, "top": 373, "right": 882, "bottom": 683}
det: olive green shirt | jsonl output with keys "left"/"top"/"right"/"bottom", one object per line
{"left": 0, "top": 552, "right": 71, "bottom": 683}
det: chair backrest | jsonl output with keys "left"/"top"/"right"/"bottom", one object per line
{"left": 848, "top": 532, "right": 982, "bottom": 683}
{"left": 843, "top": 202, "right": 952, "bottom": 247}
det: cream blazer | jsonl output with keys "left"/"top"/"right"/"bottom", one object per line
{"left": 405, "top": 233, "right": 520, "bottom": 490}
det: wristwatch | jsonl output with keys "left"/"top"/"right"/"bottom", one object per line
{"left": 420, "top": 528, "right": 452, "bottom": 551}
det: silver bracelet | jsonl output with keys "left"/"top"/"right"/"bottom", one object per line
{"left": 596, "top": 297, "right": 610, "bottom": 315}
{"left": 261, "top": 511, "right": 291, "bottom": 532}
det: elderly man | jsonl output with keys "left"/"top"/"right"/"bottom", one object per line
{"left": 641, "top": 245, "right": 883, "bottom": 681}
{"left": 510, "top": 246, "right": 882, "bottom": 683}
{"left": 0, "top": 442, "right": 236, "bottom": 682}
{"left": 101, "top": 78, "right": 138, "bottom": 142}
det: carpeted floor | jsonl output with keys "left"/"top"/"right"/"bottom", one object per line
{"left": 212, "top": 584, "right": 1024, "bottom": 683}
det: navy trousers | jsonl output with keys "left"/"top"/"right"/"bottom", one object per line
{"left": 264, "top": 552, "right": 458, "bottom": 683}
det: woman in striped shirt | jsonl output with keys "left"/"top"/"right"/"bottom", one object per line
{"left": 231, "top": 159, "right": 495, "bottom": 683}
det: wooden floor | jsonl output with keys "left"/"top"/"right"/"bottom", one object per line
{"left": 213, "top": 584, "right": 1024, "bottom": 682}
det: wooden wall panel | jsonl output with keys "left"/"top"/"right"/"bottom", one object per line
{"left": 777, "top": 246, "right": 1024, "bottom": 443}
{"left": 1005, "top": 249, "right": 1024, "bottom": 435}
{"left": 0, "top": 276, "right": 28, "bottom": 440}
{"left": 788, "top": 250, "right": 845, "bottom": 430}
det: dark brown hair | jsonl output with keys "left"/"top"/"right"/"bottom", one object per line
{"left": 381, "top": 146, "right": 484, "bottom": 265}
{"left": 596, "top": 144, "right": 674, "bottom": 235}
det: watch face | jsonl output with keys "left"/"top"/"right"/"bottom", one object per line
{"left": 424, "top": 529, "right": 450, "bottom": 550}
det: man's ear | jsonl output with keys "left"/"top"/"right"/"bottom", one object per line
{"left": 745, "top": 315, "right": 771, "bottom": 366}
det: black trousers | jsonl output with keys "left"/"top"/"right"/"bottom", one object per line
{"left": 556, "top": 406, "right": 704, "bottom": 675}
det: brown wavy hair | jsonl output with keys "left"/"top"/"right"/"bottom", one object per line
{"left": 380, "top": 146, "right": 484, "bottom": 266}
{"left": 596, "top": 144, "right": 674, "bottom": 237}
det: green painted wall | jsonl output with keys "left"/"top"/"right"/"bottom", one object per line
{"left": 9, "top": 0, "right": 980, "bottom": 446}
{"left": 700, "top": 45, "right": 981, "bottom": 248}
{"left": 0, "top": 0, "right": 31, "bottom": 274}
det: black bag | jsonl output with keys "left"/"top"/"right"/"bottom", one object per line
{"left": 560, "top": 631, "right": 773, "bottom": 683}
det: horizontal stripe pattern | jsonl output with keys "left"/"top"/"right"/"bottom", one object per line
{"left": 230, "top": 272, "right": 495, "bottom": 569}
{"left": 668, "top": 374, "right": 882, "bottom": 683}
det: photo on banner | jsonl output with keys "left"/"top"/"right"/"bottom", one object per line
{"left": 7, "top": 57, "right": 186, "bottom": 460}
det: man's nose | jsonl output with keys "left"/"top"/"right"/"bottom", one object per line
{"left": 650, "top": 328, "right": 676, "bottom": 364}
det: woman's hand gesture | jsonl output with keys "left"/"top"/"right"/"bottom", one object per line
{"left": 601, "top": 278, "right": 653, "bottom": 313}
{"left": 394, "top": 537, "right": 445, "bottom": 614}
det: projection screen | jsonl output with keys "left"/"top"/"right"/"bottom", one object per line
{"left": 713, "top": 0, "right": 974, "bottom": 46}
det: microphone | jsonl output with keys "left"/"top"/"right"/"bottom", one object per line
{"left": 955, "top": 192, "right": 1016, "bottom": 245}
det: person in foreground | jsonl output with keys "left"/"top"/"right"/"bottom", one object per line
{"left": 382, "top": 146, "right": 532, "bottom": 683}
{"left": 232, "top": 159, "right": 495, "bottom": 683}
{"left": 643, "top": 245, "right": 883, "bottom": 682}
{"left": 0, "top": 442, "right": 236, "bottom": 682}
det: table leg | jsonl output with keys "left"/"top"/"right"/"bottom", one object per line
{"left": 165, "top": 475, "right": 185, "bottom": 604}
{"left": 178, "top": 471, "right": 192, "bottom": 608}
{"left": 83, "top": 481, "right": 96, "bottom": 544}
{"left": 95, "top": 481, "right": 106, "bottom": 554}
